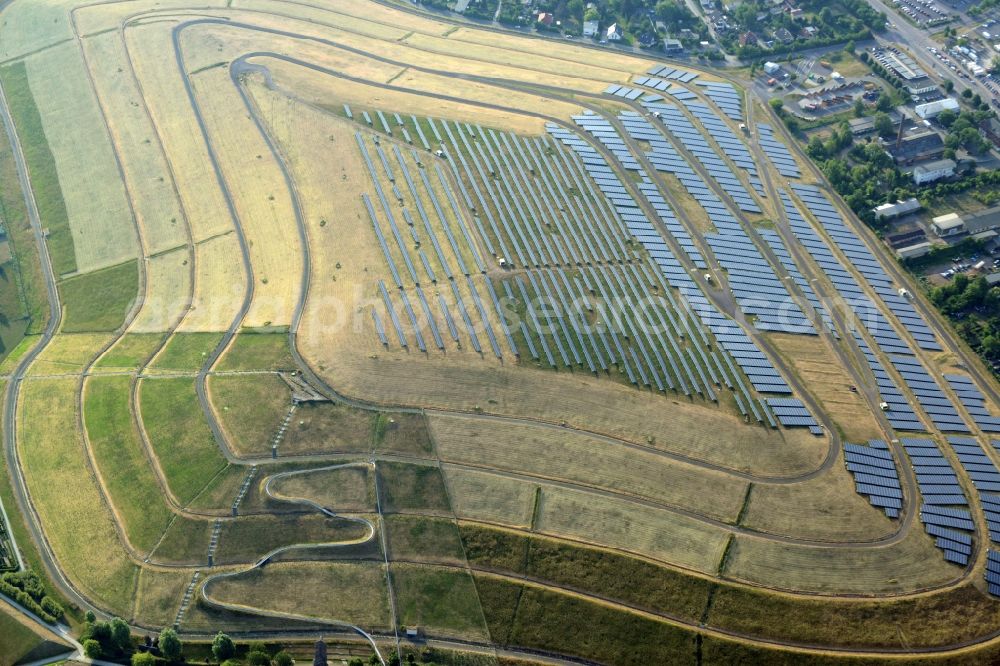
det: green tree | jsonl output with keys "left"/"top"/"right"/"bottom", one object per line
{"left": 348, "top": 659, "right": 364, "bottom": 666}
{"left": 274, "top": 652, "right": 294, "bottom": 666}
{"left": 962, "top": 87, "right": 973, "bottom": 99}
{"left": 110, "top": 617, "right": 131, "bottom": 653}
{"left": 769, "top": 97, "right": 784, "bottom": 112}
{"left": 938, "top": 108, "right": 957, "bottom": 128}
{"left": 213, "top": 632, "right": 237, "bottom": 662}
{"left": 133, "top": 652, "right": 156, "bottom": 666}
{"left": 159, "top": 628, "right": 183, "bottom": 662}
{"left": 943, "top": 79, "right": 955, "bottom": 93}
{"left": 85, "top": 611, "right": 96, "bottom": 623}
{"left": 854, "top": 99, "right": 866, "bottom": 117}
{"left": 873, "top": 112, "right": 893, "bottom": 136}
{"left": 388, "top": 654, "right": 400, "bottom": 666}
{"left": 84, "top": 640, "right": 103, "bottom": 659}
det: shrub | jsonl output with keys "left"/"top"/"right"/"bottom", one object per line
{"left": 133, "top": 652, "right": 156, "bottom": 666}
{"left": 83, "top": 639, "right": 102, "bottom": 659}
{"left": 212, "top": 632, "right": 236, "bottom": 662}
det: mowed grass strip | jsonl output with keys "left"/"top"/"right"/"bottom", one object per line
{"left": 150, "top": 332, "right": 223, "bottom": 371}
{"left": 443, "top": 466, "right": 536, "bottom": 528}
{"left": 209, "top": 374, "right": 290, "bottom": 456}
{"left": 94, "top": 332, "right": 166, "bottom": 370}
{"left": 269, "top": 464, "right": 374, "bottom": 512}
{"left": 0, "top": 107, "right": 49, "bottom": 336}
{"left": 386, "top": 515, "right": 466, "bottom": 564}
{"left": 58, "top": 259, "right": 138, "bottom": 332}
{"left": 392, "top": 564, "right": 490, "bottom": 640}
{"left": 17, "top": 378, "right": 138, "bottom": 614}
{"left": 724, "top": 527, "right": 958, "bottom": 594}
{"left": 217, "top": 330, "right": 295, "bottom": 371}
{"left": 378, "top": 461, "right": 451, "bottom": 513}
{"left": 475, "top": 574, "right": 697, "bottom": 666}
{"left": 84, "top": 375, "right": 173, "bottom": 554}
{"left": 206, "top": 561, "right": 391, "bottom": 629}
{"left": 138, "top": 377, "right": 227, "bottom": 504}
{"left": 0, "top": 61, "right": 75, "bottom": 275}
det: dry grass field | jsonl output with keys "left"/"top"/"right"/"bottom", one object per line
{"left": 767, "top": 332, "right": 883, "bottom": 442}
{"left": 3, "top": 0, "right": 996, "bottom": 658}
{"left": 429, "top": 413, "right": 747, "bottom": 523}
{"left": 724, "top": 525, "right": 959, "bottom": 594}
{"left": 23, "top": 43, "right": 138, "bottom": 275}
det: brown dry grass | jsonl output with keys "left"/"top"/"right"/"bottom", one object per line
{"left": 768, "top": 332, "right": 883, "bottom": 442}
{"left": 724, "top": 525, "right": 958, "bottom": 594}
{"left": 429, "top": 413, "right": 747, "bottom": 523}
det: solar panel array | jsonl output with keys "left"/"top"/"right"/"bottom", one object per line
{"left": 645, "top": 63, "right": 699, "bottom": 83}
{"left": 945, "top": 375, "right": 1000, "bottom": 433}
{"left": 610, "top": 110, "right": 810, "bottom": 336}
{"left": 766, "top": 398, "right": 817, "bottom": 428}
{"left": 902, "top": 437, "right": 973, "bottom": 565}
{"left": 354, "top": 129, "right": 509, "bottom": 359}
{"left": 638, "top": 102, "right": 760, "bottom": 213}
{"left": 844, "top": 440, "right": 901, "bottom": 518}
{"left": 853, "top": 332, "right": 924, "bottom": 431}
{"left": 888, "top": 355, "right": 970, "bottom": 433}
{"left": 629, "top": 76, "right": 691, "bottom": 99}
{"left": 545, "top": 124, "right": 805, "bottom": 422}
{"left": 680, "top": 102, "right": 756, "bottom": 175}
{"left": 694, "top": 81, "right": 743, "bottom": 121}
{"left": 603, "top": 84, "right": 646, "bottom": 101}
{"left": 756, "top": 123, "right": 800, "bottom": 178}
{"left": 759, "top": 229, "right": 836, "bottom": 334}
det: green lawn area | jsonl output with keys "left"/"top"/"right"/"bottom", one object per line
{"left": 386, "top": 515, "right": 466, "bottom": 563}
{"left": 84, "top": 376, "right": 173, "bottom": 554}
{"left": 214, "top": 514, "right": 370, "bottom": 565}
{"left": 392, "top": 564, "right": 489, "bottom": 639}
{"left": 95, "top": 332, "right": 166, "bottom": 370}
{"left": 209, "top": 373, "right": 290, "bottom": 456}
{"left": 378, "top": 461, "right": 451, "bottom": 514}
{"left": 138, "top": 377, "right": 227, "bottom": 505}
{"left": 0, "top": 61, "right": 75, "bottom": 276}
{"left": 57, "top": 259, "right": 138, "bottom": 332}
{"left": 149, "top": 332, "right": 223, "bottom": 371}
{"left": 217, "top": 330, "right": 295, "bottom": 371}
{"left": 0, "top": 604, "right": 70, "bottom": 666}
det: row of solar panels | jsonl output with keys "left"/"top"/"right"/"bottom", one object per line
{"left": 852, "top": 333, "right": 925, "bottom": 432}
{"left": 844, "top": 439, "right": 902, "bottom": 518}
{"left": 756, "top": 123, "right": 800, "bottom": 178}
{"left": 888, "top": 355, "right": 971, "bottom": 434}
{"left": 541, "top": 123, "right": 752, "bottom": 401}
{"left": 902, "top": 438, "right": 972, "bottom": 566}
{"left": 947, "top": 437, "right": 1000, "bottom": 546}
{"left": 694, "top": 80, "right": 744, "bottom": 122}
{"left": 645, "top": 63, "right": 699, "bottom": 82}
{"left": 945, "top": 375, "right": 1000, "bottom": 434}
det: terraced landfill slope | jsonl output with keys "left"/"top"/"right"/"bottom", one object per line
{"left": 1, "top": 0, "right": 1000, "bottom": 664}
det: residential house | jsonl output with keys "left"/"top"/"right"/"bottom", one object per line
{"left": 774, "top": 27, "right": 794, "bottom": 43}
{"left": 663, "top": 37, "right": 683, "bottom": 54}
{"left": 606, "top": 23, "right": 623, "bottom": 41}
{"left": 583, "top": 20, "right": 599, "bottom": 37}
{"left": 536, "top": 11, "right": 553, "bottom": 26}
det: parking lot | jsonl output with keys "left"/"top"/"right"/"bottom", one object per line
{"left": 891, "top": 0, "right": 951, "bottom": 26}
